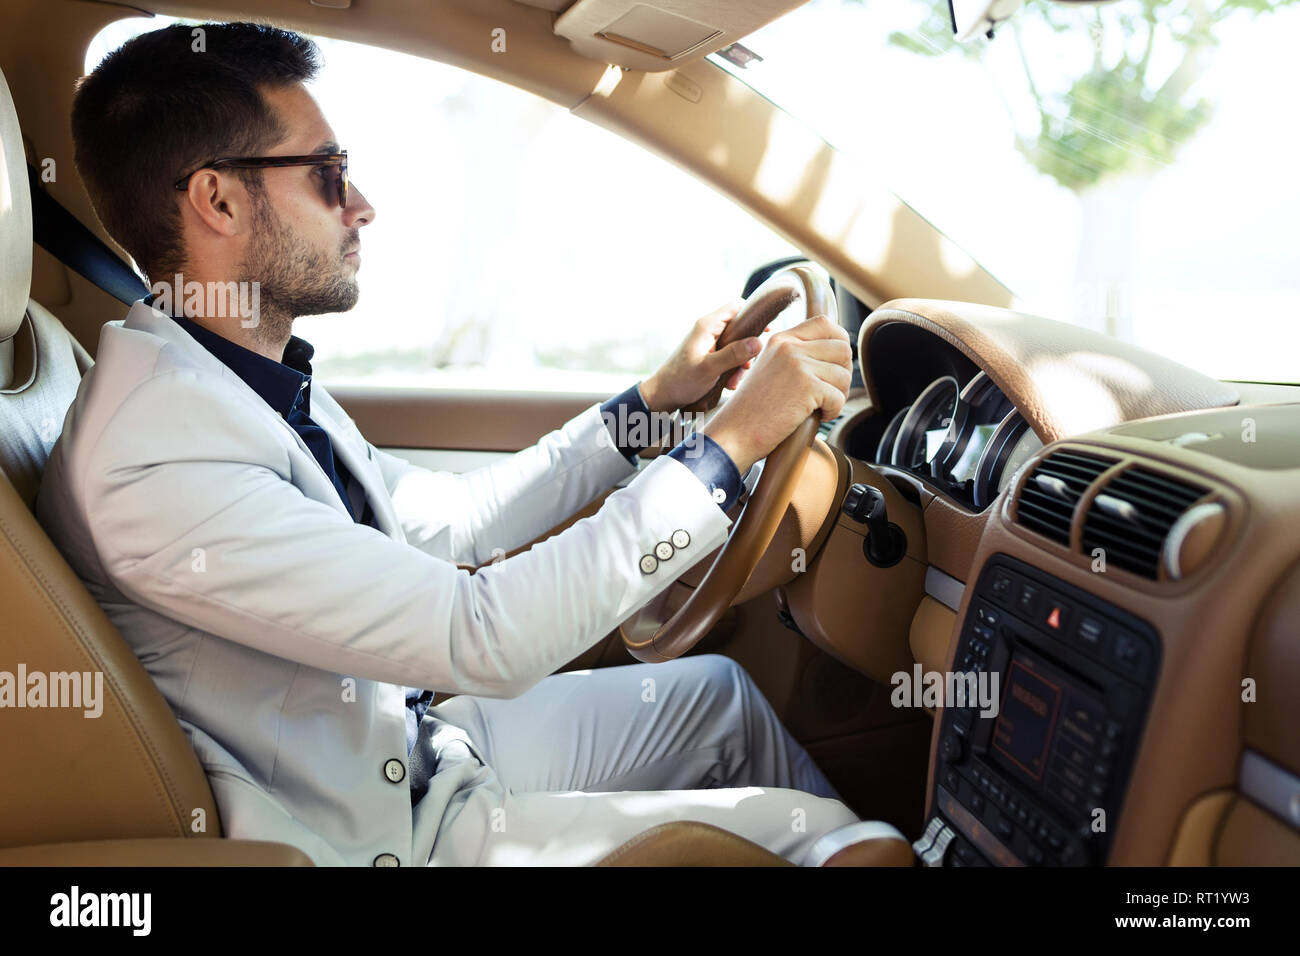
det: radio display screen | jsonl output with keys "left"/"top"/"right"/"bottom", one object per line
{"left": 991, "top": 654, "right": 1063, "bottom": 785}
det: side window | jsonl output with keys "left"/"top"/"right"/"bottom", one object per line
{"left": 88, "top": 18, "right": 802, "bottom": 392}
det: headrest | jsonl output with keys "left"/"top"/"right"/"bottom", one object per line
{"left": 0, "top": 65, "right": 33, "bottom": 347}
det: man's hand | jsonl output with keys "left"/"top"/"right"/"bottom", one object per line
{"left": 639, "top": 300, "right": 765, "bottom": 414}
{"left": 699, "top": 314, "right": 853, "bottom": 475}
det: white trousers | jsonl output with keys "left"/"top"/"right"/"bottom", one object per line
{"left": 422, "top": 653, "right": 862, "bottom": 866}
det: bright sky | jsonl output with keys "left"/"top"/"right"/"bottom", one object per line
{"left": 87, "top": 1, "right": 1300, "bottom": 386}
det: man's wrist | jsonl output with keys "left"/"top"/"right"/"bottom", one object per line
{"left": 698, "top": 421, "right": 756, "bottom": 476}
{"left": 638, "top": 374, "right": 673, "bottom": 415}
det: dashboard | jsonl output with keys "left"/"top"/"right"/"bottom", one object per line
{"left": 870, "top": 371, "right": 1043, "bottom": 510}
{"left": 785, "top": 296, "right": 1300, "bottom": 867}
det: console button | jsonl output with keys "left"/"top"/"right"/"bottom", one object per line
{"left": 1017, "top": 583, "right": 1041, "bottom": 615}
{"left": 1059, "top": 742, "right": 1093, "bottom": 769}
{"left": 1043, "top": 598, "right": 1068, "bottom": 634}
{"left": 941, "top": 733, "right": 965, "bottom": 763}
{"left": 1077, "top": 616, "right": 1106, "bottom": 647}
{"left": 1053, "top": 780, "right": 1082, "bottom": 809}
{"left": 991, "top": 571, "right": 1014, "bottom": 601}
{"left": 1113, "top": 631, "right": 1149, "bottom": 675}
{"left": 1060, "top": 764, "right": 1088, "bottom": 790}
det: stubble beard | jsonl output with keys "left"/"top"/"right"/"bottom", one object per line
{"left": 238, "top": 186, "right": 360, "bottom": 349}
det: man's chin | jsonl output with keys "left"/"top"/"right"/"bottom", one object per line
{"left": 292, "top": 284, "right": 360, "bottom": 318}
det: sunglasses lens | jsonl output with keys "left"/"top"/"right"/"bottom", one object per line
{"left": 339, "top": 160, "right": 348, "bottom": 208}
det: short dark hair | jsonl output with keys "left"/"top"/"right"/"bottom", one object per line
{"left": 71, "top": 21, "right": 321, "bottom": 283}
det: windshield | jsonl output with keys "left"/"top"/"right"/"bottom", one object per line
{"left": 711, "top": 0, "right": 1300, "bottom": 383}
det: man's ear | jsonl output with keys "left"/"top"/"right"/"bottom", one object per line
{"left": 181, "top": 170, "right": 248, "bottom": 238}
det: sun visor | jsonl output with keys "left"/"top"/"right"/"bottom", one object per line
{"left": 519, "top": 0, "right": 808, "bottom": 72}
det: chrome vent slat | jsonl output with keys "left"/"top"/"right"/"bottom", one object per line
{"left": 1012, "top": 450, "right": 1113, "bottom": 546}
{"left": 1081, "top": 465, "right": 1210, "bottom": 580}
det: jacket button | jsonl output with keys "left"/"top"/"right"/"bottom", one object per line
{"left": 671, "top": 529, "right": 690, "bottom": 549}
{"left": 639, "top": 554, "right": 658, "bottom": 574}
{"left": 373, "top": 853, "right": 400, "bottom": 867}
{"left": 654, "top": 540, "right": 674, "bottom": 561}
{"left": 383, "top": 758, "right": 406, "bottom": 783}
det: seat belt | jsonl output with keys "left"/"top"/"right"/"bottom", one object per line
{"left": 26, "top": 164, "right": 150, "bottom": 306}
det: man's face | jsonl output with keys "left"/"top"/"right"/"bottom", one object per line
{"left": 237, "top": 83, "right": 374, "bottom": 321}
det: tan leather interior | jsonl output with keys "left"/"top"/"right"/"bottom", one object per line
{"left": 595, "top": 820, "right": 794, "bottom": 866}
{"left": 0, "top": 64, "right": 223, "bottom": 854}
{"left": 3, "top": 0, "right": 1296, "bottom": 871}
{"left": 780, "top": 454, "right": 927, "bottom": 686}
{"left": 908, "top": 595, "right": 955, "bottom": 680}
{"left": 922, "top": 417, "right": 1300, "bottom": 865}
{"left": 822, "top": 833, "right": 914, "bottom": 867}
{"left": 860, "top": 300, "right": 1241, "bottom": 444}
{"left": 0, "top": 838, "right": 314, "bottom": 867}
{"left": 595, "top": 816, "right": 790, "bottom": 868}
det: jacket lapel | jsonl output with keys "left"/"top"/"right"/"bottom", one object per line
{"left": 308, "top": 395, "right": 403, "bottom": 541}
{"left": 120, "top": 301, "right": 404, "bottom": 542}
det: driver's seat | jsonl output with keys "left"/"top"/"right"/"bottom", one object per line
{"left": 0, "top": 64, "right": 893, "bottom": 867}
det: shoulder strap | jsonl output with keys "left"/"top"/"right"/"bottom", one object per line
{"left": 26, "top": 164, "right": 150, "bottom": 306}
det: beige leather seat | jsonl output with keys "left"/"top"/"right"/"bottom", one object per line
{"left": 0, "top": 65, "right": 901, "bottom": 867}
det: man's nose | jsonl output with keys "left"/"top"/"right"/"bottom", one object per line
{"left": 345, "top": 183, "right": 376, "bottom": 227}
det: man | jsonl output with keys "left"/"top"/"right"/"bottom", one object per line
{"left": 37, "top": 21, "right": 866, "bottom": 866}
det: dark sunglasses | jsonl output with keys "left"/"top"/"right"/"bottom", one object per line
{"left": 173, "top": 150, "right": 349, "bottom": 208}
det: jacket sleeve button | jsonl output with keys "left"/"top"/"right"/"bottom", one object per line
{"left": 373, "top": 853, "right": 401, "bottom": 866}
{"left": 383, "top": 758, "right": 406, "bottom": 783}
{"left": 639, "top": 554, "right": 658, "bottom": 574}
{"left": 671, "top": 529, "right": 690, "bottom": 549}
{"left": 654, "top": 540, "right": 674, "bottom": 561}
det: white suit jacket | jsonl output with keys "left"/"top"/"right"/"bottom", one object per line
{"left": 36, "top": 299, "right": 735, "bottom": 866}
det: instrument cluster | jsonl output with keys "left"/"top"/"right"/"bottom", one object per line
{"left": 872, "top": 372, "right": 1043, "bottom": 509}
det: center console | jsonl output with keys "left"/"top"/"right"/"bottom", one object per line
{"left": 915, "top": 554, "right": 1161, "bottom": 866}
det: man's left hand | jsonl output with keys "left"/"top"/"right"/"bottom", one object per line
{"left": 639, "top": 300, "right": 765, "bottom": 414}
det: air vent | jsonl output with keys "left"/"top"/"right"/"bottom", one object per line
{"left": 1080, "top": 467, "right": 1209, "bottom": 579}
{"left": 1013, "top": 450, "right": 1113, "bottom": 545}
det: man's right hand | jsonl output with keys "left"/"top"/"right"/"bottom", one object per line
{"left": 698, "top": 314, "right": 853, "bottom": 475}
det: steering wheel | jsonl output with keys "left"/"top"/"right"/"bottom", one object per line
{"left": 619, "top": 264, "right": 837, "bottom": 663}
